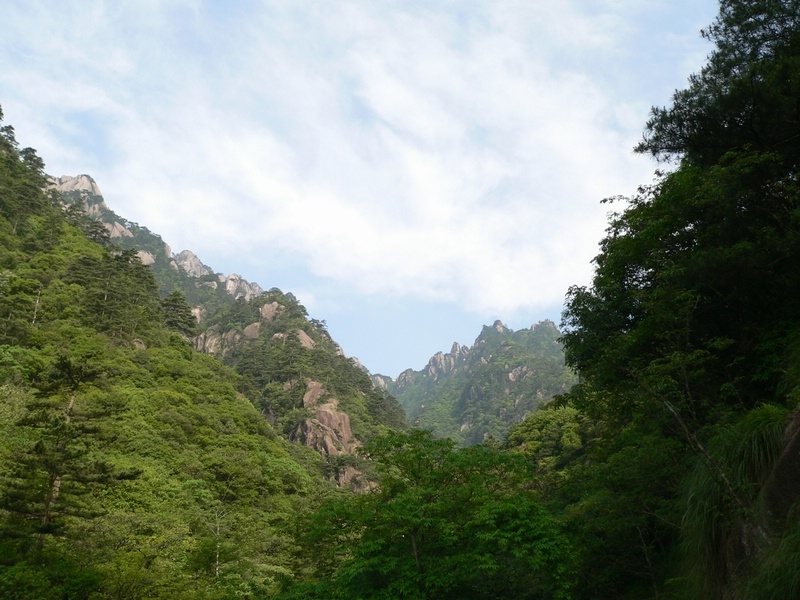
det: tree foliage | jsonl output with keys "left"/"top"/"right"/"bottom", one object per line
{"left": 556, "top": 1, "right": 800, "bottom": 597}
{"left": 287, "top": 430, "right": 573, "bottom": 599}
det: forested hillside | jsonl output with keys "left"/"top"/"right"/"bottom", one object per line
{"left": 0, "top": 108, "right": 407, "bottom": 597}
{"left": 0, "top": 109, "right": 338, "bottom": 597}
{"left": 376, "top": 319, "right": 576, "bottom": 445}
{"left": 53, "top": 173, "right": 408, "bottom": 488}
{"left": 529, "top": 0, "right": 800, "bottom": 596}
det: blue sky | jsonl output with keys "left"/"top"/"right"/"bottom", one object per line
{"left": 1, "top": 0, "right": 719, "bottom": 376}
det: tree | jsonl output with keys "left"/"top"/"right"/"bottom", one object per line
{"left": 160, "top": 290, "right": 197, "bottom": 337}
{"left": 562, "top": 152, "right": 800, "bottom": 428}
{"left": 291, "top": 430, "right": 573, "bottom": 599}
{"left": 558, "top": 3, "right": 800, "bottom": 596}
{"left": 637, "top": 0, "right": 800, "bottom": 167}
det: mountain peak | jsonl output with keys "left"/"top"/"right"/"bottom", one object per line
{"left": 48, "top": 174, "right": 103, "bottom": 197}
{"left": 172, "top": 250, "right": 213, "bottom": 278}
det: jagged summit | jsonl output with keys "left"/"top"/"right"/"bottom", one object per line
{"left": 48, "top": 173, "right": 103, "bottom": 197}
{"left": 172, "top": 250, "right": 213, "bottom": 278}
{"left": 374, "top": 320, "right": 576, "bottom": 445}
{"left": 53, "top": 173, "right": 264, "bottom": 302}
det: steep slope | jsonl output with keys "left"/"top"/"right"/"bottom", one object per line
{"left": 375, "top": 320, "right": 576, "bottom": 444}
{"left": 50, "top": 172, "right": 407, "bottom": 485}
{"left": 194, "top": 289, "right": 407, "bottom": 488}
{"left": 0, "top": 121, "right": 336, "bottom": 597}
{"left": 49, "top": 174, "right": 264, "bottom": 307}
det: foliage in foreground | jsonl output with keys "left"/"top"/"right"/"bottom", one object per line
{"left": 281, "top": 430, "right": 573, "bottom": 600}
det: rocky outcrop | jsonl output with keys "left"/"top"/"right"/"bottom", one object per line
{"left": 372, "top": 375, "right": 392, "bottom": 390}
{"left": 220, "top": 273, "right": 263, "bottom": 301}
{"left": 292, "top": 381, "right": 362, "bottom": 488}
{"left": 295, "top": 381, "right": 357, "bottom": 455}
{"left": 194, "top": 328, "right": 242, "bottom": 356}
{"left": 48, "top": 174, "right": 107, "bottom": 220}
{"left": 390, "top": 342, "right": 469, "bottom": 393}
{"left": 137, "top": 250, "right": 156, "bottom": 266}
{"left": 172, "top": 250, "right": 213, "bottom": 278}
{"left": 296, "top": 330, "right": 315, "bottom": 349}
{"left": 508, "top": 366, "right": 530, "bottom": 382}
{"left": 48, "top": 174, "right": 104, "bottom": 197}
{"left": 260, "top": 301, "right": 280, "bottom": 321}
{"left": 424, "top": 342, "right": 469, "bottom": 380}
{"left": 105, "top": 221, "right": 133, "bottom": 239}
{"left": 272, "top": 329, "right": 316, "bottom": 349}
{"left": 243, "top": 322, "right": 261, "bottom": 339}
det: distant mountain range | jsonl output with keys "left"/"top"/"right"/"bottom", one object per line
{"left": 374, "top": 319, "right": 576, "bottom": 445}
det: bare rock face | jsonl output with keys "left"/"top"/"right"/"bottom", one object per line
{"left": 260, "top": 301, "right": 280, "bottom": 321}
{"left": 293, "top": 381, "right": 362, "bottom": 488}
{"left": 395, "top": 368, "right": 416, "bottom": 390}
{"left": 173, "top": 250, "right": 213, "bottom": 278}
{"left": 296, "top": 329, "right": 315, "bottom": 349}
{"left": 49, "top": 174, "right": 104, "bottom": 197}
{"left": 221, "top": 273, "right": 264, "bottom": 301}
{"left": 48, "top": 174, "right": 107, "bottom": 218}
{"left": 137, "top": 250, "right": 156, "bottom": 266}
{"left": 372, "top": 375, "right": 391, "bottom": 390}
{"left": 272, "top": 330, "right": 315, "bottom": 348}
{"left": 194, "top": 331, "right": 219, "bottom": 355}
{"left": 243, "top": 322, "right": 261, "bottom": 339}
{"left": 415, "top": 342, "right": 470, "bottom": 383}
{"left": 194, "top": 328, "right": 241, "bottom": 356}
{"left": 105, "top": 221, "right": 133, "bottom": 239}
{"left": 172, "top": 254, "right": 263, "bottom": 301}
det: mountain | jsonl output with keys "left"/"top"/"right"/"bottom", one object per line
{"left": 374, "top": 319, "right": 576, "bottom": 445}
{"left": 1, "top": 135, "right": 340, "bottom": 596}
{"left": 49, "top": 173, "right": 407, "bottom": 488}
{"left": 48, "top": 174, "right": 264, "bottom": 305}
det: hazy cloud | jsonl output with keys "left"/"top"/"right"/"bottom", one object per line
{"left": 1, "top": 0, "right": 718, "bottom": 370}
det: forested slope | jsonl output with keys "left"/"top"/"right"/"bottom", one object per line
{"left": 507, "top": 1, "right": 800, "bottom": 597}
{"left": 0, "top": 111, "right": 344, "bottom": 598}
{"left": 377, "top": 319, "right": 576, "bottom": 445}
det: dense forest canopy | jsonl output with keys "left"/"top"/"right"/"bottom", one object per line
{"left": 2, "top": 1, "right": 800, "bottom": 598}
{"left": 558, "top": 0, "right": 800, "bottom": 596}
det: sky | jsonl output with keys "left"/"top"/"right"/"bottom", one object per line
{"left": 1, "top": 0, "right": 720, "bottom": 377}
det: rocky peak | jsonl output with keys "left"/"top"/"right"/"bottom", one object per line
{"left": 220, "top": 273, "right": 263, "bottom": 301}
{"left": 48, "top": 174, "right": 104, "bottom": 197}
{"left": 172, "top": 250, "right": 213, "bottom": 278}
{"left": 48, "top": 174, "right": 108, "bottom": 219}
{"left": 394, "top": 368, "right": 416, "bottom": 391}
{"left": 532, "top": 319, "right": 559, "bottom": 333}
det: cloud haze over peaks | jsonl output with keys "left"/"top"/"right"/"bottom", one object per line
{"left": 1, "top": 0, "right": 719, "bottom": 374}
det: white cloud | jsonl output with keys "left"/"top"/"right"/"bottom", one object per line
{"left": 1, "top": 0, "right": 718, "bottom": 319}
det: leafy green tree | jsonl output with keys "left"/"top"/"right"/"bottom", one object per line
{"left": 637, "top": 0, "right": 800, "bottom": 167}
{"left": 562, "top": 152, "right": 800, "bottom": 429}
{"left": 558, "top": 3, "right": 800, "bottom": 597}
{"left": 289, "top": 430, "right": 573, "bottom": 599}
{"left": 160, "top": 290, "right": 197, "bottom": 337}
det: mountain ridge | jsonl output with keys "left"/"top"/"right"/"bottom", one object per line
{"left": 48, "top": 173, "right": 265, "bottom": 302}
{"left": 374, "top": 318, "right": 576, "bottom": 444}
